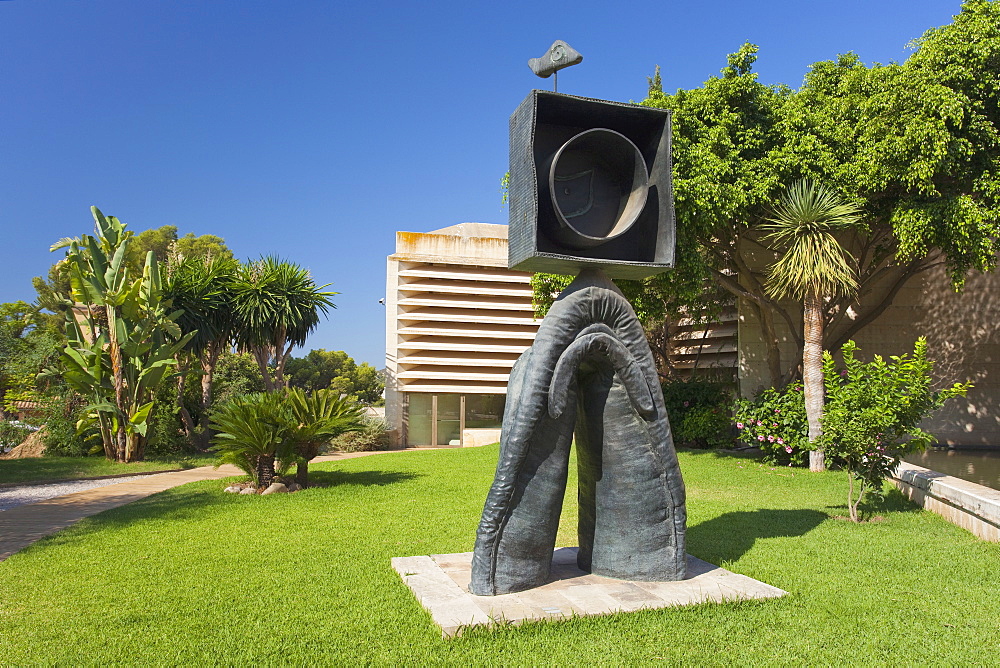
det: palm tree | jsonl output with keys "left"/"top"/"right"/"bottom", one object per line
{"left": 210, "top": 392, "right": 293, "bottom": 490}
{"left": 163, "top": 255, "right": 239, "bottom": 444}
{"left": 284, "top": 388, "right": 366, "bottom": 488}
{"left": 232, "top": 257, "right": 337, "bottom": 392}
{"left": 761, "top": 180, "right": 861, "bottom": 472}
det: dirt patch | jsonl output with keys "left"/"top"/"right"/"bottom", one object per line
{"left": 0, "top": 429, "right": 47, "bottom": 460}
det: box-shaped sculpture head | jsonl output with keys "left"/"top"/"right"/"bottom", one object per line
{"left": 507, "top": 90, "right": 675, "bottom": 279}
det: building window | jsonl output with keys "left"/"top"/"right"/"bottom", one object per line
{"left": 404, "top": 393, "right": 506, "bottom": 446}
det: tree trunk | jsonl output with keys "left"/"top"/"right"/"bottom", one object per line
{"left": 257, "top": 455, "right": 276, "bottom": 490}
{"left": 200, "top": 343, "right": 222, "bottom": 416}
{"left": 296, "top": 461, "right": 309, "bottom": 489}
{"left": 175, "top": 360, "right": 196, "bottom": 442}
{"left": 803, "top": 292, "right": 825, "bottom": 472}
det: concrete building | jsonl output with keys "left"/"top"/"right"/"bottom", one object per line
{"left": 384, "top": 224, "right": 537, "bottom": 447}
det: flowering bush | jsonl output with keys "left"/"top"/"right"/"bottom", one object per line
{"left": 820, "top": 338, "right": 971, "bottom": 521}
{"left": 660, "top": 379, "right": 733, "bottom": 449}
{"left": 733, "top": 382, "right": 809, "bottom": 464}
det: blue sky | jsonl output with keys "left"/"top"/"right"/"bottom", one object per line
{"left": 1, "top": 0, "right": 962, "bottom": 366}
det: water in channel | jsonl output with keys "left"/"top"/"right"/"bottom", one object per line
{"left": 903, "top": 448, "right": 1000, "bottom": 491}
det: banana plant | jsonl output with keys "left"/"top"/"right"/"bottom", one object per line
{"left": 42, "top": 207, "right": 194, "bottom": 462}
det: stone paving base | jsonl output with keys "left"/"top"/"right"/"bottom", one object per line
{"left": 392, "top": 547, "right": 787, "bottom": 637}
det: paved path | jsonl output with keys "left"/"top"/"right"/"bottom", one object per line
{"left": 0, "top": 450, "right": 408, "bottom": 562}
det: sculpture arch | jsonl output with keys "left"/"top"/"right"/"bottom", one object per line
{"left": 470, "top": 269, "right": 686, "bottom": 596}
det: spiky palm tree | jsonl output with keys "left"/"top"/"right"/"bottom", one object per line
{"left": 762, "top": 180, "right": 861, "bottom": 472}
{"left": 163, "top": 255, "right": 239, "bottom": 444}
{"left": 232, "top": 257, "right": 337, "bottom": 392}
{"left": 284, "top": 388, "right": 366, "bottom": 488}
{"left": 210, "top": 392, "right": 294, "bottom": 490}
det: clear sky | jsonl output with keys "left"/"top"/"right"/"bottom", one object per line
{"left": 1, "top": 0, "right": 963, "bottom": 367}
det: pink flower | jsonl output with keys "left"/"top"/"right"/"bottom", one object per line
{"left": 785, "top": 445, "right": 793, "bottom": 453}
{"left": 736, "top": 422, "right": 744, "bottom": 429}
{"left": 775, "top": 409, "right": 781, "bottom": 414}
{"left": 772, "top": 423, "right": 778, "bottom": 427}
{"left": 757, "top": 435, "right": 765, "bottom": 442}
{"left": 756, "top": 421, "right": 763, "bottom": 427}
{"left": 777, "top": 438, "right": 784, "bottom": 445}
{"left": 767, "top": 436, "right": 775, "bottom": 443}
{"left": 683, "top": 401, "right": 690, "bottom": 407}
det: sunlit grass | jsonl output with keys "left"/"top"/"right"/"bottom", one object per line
{"left": 0, "top": 446, "right": 997, "bottom": 664}
{"left": 0, "top": 453, "right": 217, "bottom": 485}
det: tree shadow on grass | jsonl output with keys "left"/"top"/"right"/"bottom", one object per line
{"left": 687, "top": 508, "right": 827, "bottom": 565}
{"left": 35, "top": 470, "right": 423, "bottom": 548}
{"left": 824, "top": 486, "right": 924, "bottom": 518}
{"left": 306, "top": 469, "right": 422, "bottom": 488}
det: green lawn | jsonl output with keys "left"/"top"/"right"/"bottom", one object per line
{"left": 0, "top": 453, "right": 217, "bottom": 485}
{"left": 0, "top": 446, "right": 997, "bottom": 665}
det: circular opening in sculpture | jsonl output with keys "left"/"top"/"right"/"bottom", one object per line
{"left": 547, "top": 128, "right": 648, "bottom": 249}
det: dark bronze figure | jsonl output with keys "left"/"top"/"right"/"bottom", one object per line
{"left": 470, "top": 270, "right": 686, "bottom": 595}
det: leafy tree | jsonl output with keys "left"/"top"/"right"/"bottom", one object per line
{"left": 285, "top": 348, "right": 385, "bottom": 403}
{"left": 821, "top": 339, "right": 970, "bottom": 521}
{"left": 126, "top": 225, "right": 233, "bottom": 274}
{"left": 761, "top": 180, "right": 861, "bottom": 471}
{"left": 42, "top": 207, "right": 193, "bottom": 462}
{"left": 232, "top": 257, "right": 337, "bottom": 392}
{"left": 573, "top": 4, "right": 1000, "bottom": 390}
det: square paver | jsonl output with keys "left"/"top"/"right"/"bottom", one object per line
{"left": 392, "top": 547, "right": 787, "bottom": 637}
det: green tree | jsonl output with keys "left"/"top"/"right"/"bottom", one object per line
{"left": 126, "top": 225, "right": 233, "bottom": 274}
{"left": 43, "top": 207, "right": 193, "bottom": 462}
{"left": 626, "top": 2, "right": 1000, "bottom": 389}
{"left": 761, "top": 180, "right": 861, "bottom": 471}
{"left": 285, "top": 349, "right": 385, "bottom": 404}
{"left": 162, "top": 255, "right": 239, "bottom": 443}
{"left": 821, "top": 339, "right": 970, "bottom": 521}
{"left": 232, "top": 257, "right": 337, "bottom": 392}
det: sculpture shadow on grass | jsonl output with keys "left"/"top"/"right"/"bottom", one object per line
{"left": 686, "top": 508, "right": 827, "bottom": 565}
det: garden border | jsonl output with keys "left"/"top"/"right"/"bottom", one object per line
{"left": 892, "top": 461, "right": 1000, "bottom": 541}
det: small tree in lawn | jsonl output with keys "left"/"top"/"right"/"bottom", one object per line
{"left": 762, "top": 180, "right": 861, "bottom": 472}
{"left": 210, "top": 392, "right": 293, "bottom": 490}
{"left": 821, "top": 338, "right": 970, "bottom": 522}
{"left": 284, "top": 388, "right": 365, "bottom": 488}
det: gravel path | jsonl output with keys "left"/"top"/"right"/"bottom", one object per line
{"left": 0, "top": 476, "right": 151, "bottom": 512}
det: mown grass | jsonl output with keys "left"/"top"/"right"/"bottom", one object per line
{"left": 0, "top": 446, "right": 997, "bottom": 665}
{"left": 0, "top": 453, "right": 217, "bottom": 485}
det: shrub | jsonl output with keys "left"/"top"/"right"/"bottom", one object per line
{"left": 330, "top": 416, "right": 389, "bottom": 453}
{"left": 39, "top": 393, "right": 97, "bottom": 457}
{"left": 733, "top": 382, "right": 809, "bottom": 465}
{"left": 660, "top": 379, "right": 733, "bottom": 448}
{"left": 0, "top": 420, "right": 34, "bottom": 451}
{"left": 821, "top": 338, "right": 971, "bottom": 521}
{"left": 210, "top": 392, "right": 294, "bottom": 490}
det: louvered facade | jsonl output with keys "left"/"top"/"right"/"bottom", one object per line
{"left": 385, "top": 224, "right": 537, "bottom": 447}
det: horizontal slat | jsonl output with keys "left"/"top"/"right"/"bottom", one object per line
{"left": 397, "top": 339, "right": 531, "bottom": 354}
{"left": 399, "top": 354, "right": 520, "bottom": 367}
{"left": 398, "top": 310, "right": 539, "bottom": 326}
{"left": 398, "top": 296, "right": 535, "bottom": 312}
{"left": 398, "top": 266, "right": 532, "bottom": 284}
{"left": 398, "top": 280, "right": 533, "bottom": 298}
{"left": 397, "top": 369, "right": 512, "bottom": 381}
{"left": 399, "top": 325, "right": 537, "bottom": 339}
